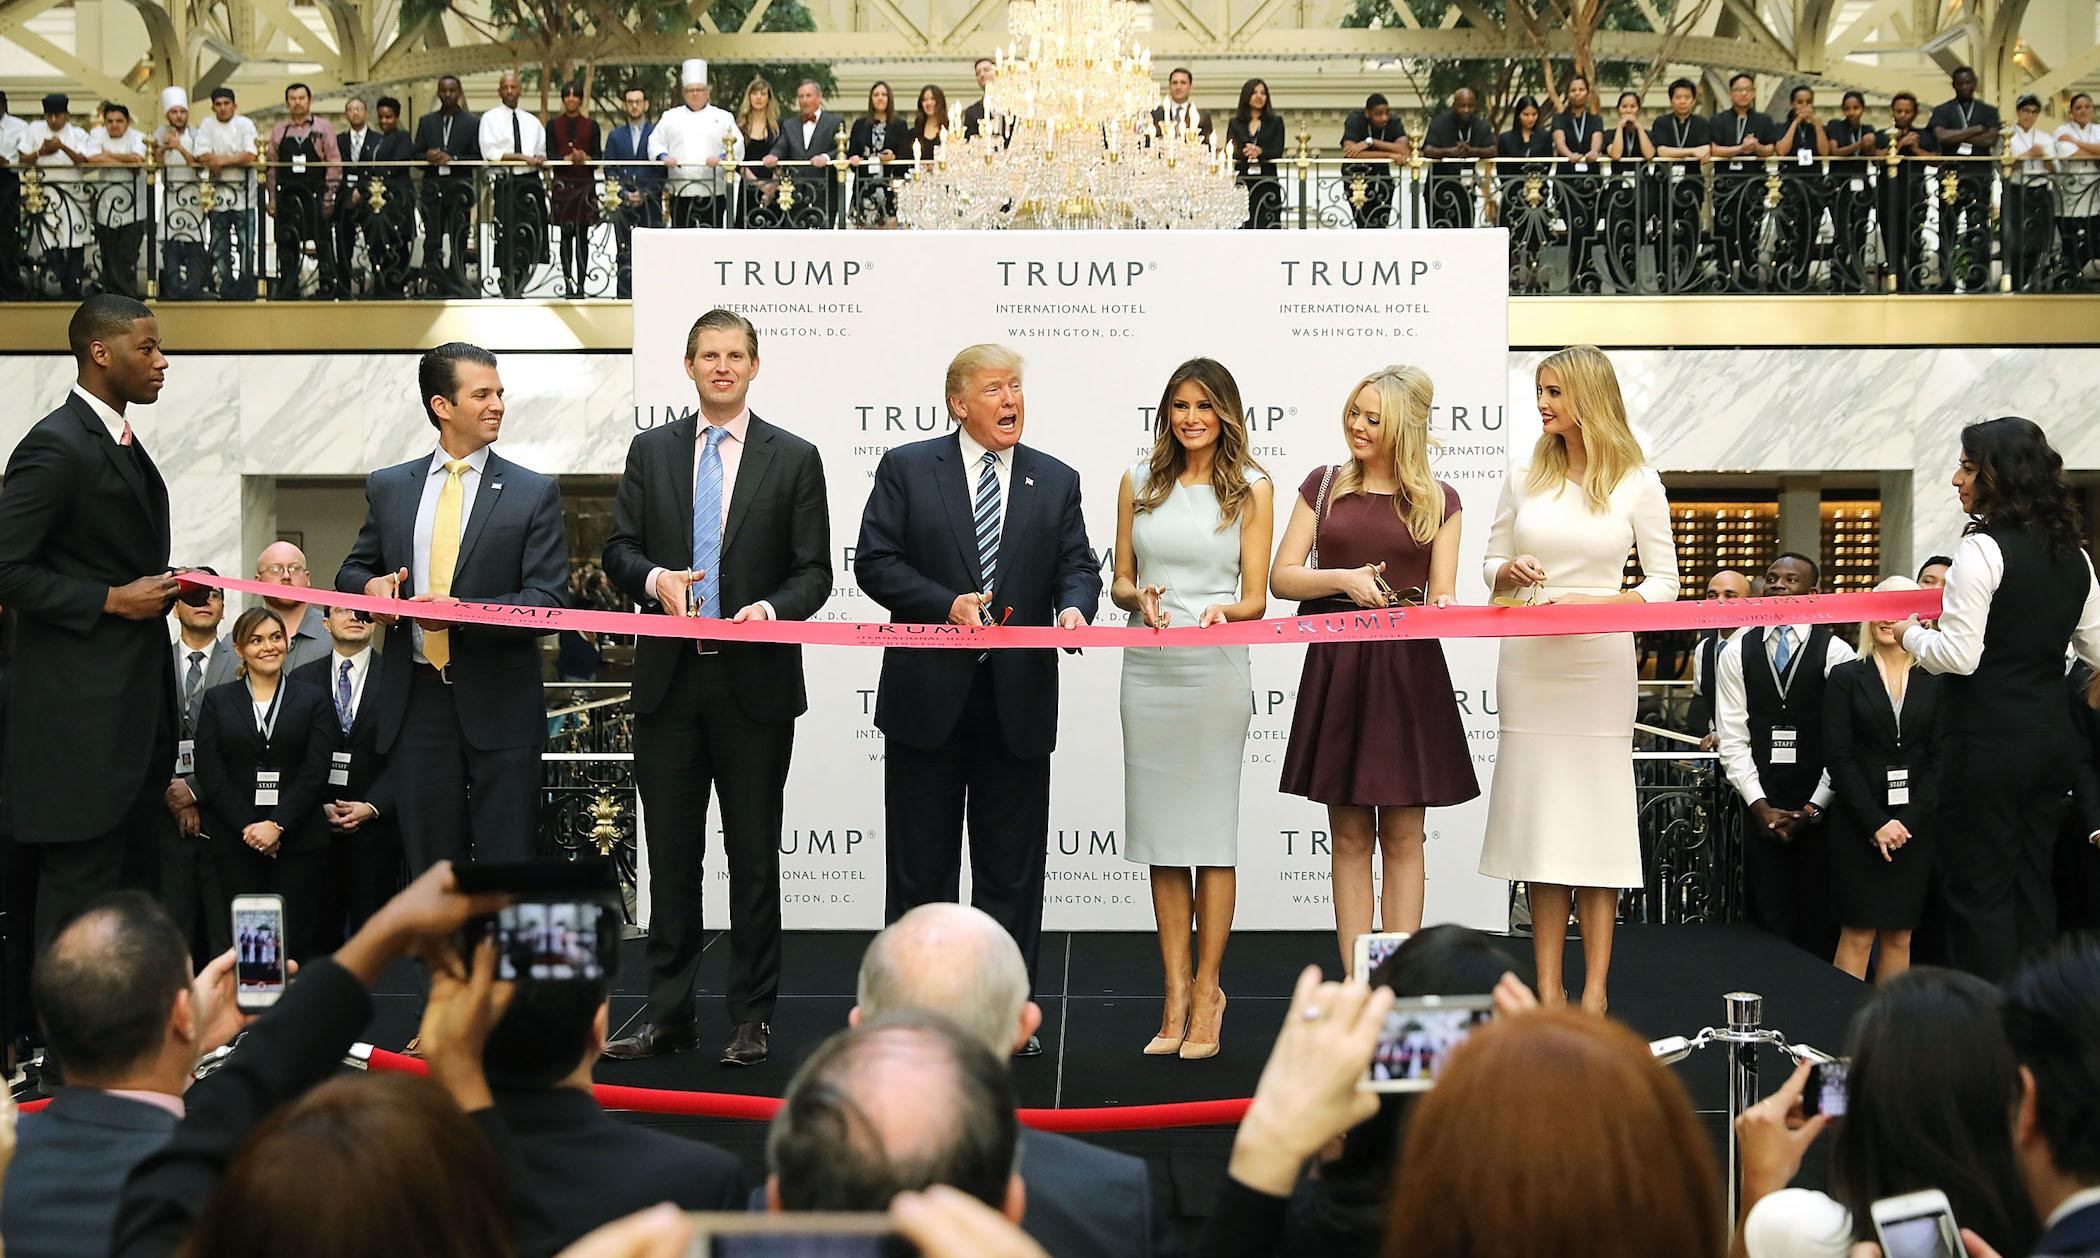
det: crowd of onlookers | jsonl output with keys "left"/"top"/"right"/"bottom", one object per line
{"left": 2, "top": 859, "right": 2097, "bottom": 1258}
{"left": 0, "top": 60, "right": 2091, "bottom": 297}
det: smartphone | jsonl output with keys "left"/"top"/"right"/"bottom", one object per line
{"left": 1870, "top": 1189, "right": 1962, "bottom": 1258}
{"left": 1802, "top": 1057, "right": 1850, "bottom": 1119}
{"left": 1351, "top": 931, "right": 1410, "bottom": 983}
{"left": 1362, "top": 994, "right": 1494, "bottom": 1092}
{"left": 493, "top": 900, "right": 608, "bottom": 983}
{"left": 231, "top": 894, "right": 288, "bottom": 1011}
{"left": 684, "top": 1212, "right": 917, "bottom": 1257}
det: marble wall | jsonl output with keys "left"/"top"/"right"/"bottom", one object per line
{"left": 3, "top": 346, "right": 2093, "bottom": 578}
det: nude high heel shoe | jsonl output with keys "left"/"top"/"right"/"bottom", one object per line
{"left": 1179, "top": 991, "right": 1226, "bottom": 1060}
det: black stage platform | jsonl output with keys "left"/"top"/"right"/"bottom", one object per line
{"left": 365, "top": 923, "right": 1867, "bottom": 1235}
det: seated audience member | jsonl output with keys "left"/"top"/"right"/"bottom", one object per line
{"left": 109, "top": 862, "right": 514, "bottom": 1258}
{"left": 851, "top": 904, "right": 1173, "bottom": 1258}
{"left": 1735, "top": 967, "right": 2038, "bottom": 1258}
{"left": 483, "top": 965, "right": 748, "bottom": 1258}
{"left": 1, "top": 894, "right": 243, "bottom": 1258}
{"left": 1385, "top": 1010, "right": 1724, "bottom": 1258}
{"left": 766, "top": 1012, "right": 1021, "bottom": 1220}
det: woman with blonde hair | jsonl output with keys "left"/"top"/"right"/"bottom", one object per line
{"left": 1114, "top": 357, "right": 1273, "bottom": 1059}
{"left": 1822, "top": 574, "right": 1944, "bottom": 981}
{"left": 1275, "top": 365, "right": 1479, "bottom": 963}
{"left": 1479, "top": 344, "right": 1679, "bottom": 1013}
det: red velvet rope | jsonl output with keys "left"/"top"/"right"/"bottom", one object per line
{"left": 363, "top": 1047, "right": 1250, "bottom": 1131}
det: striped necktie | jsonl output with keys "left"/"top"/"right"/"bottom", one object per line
{"left": 974, "top": 451, "right": 1001, "bottom": 592}
{"left": 691, "top": 426, "right": 728, "bottom": 618}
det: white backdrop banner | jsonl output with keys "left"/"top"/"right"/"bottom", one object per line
{"left": 631, "top": 228, "right": 1511, "bottom": 932}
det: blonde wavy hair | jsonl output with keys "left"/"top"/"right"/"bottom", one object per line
{"left": 1525, "top": 345, "right": 1647, "bottom": 514}
{"left": 736, "top": 75, "right": 780, "bottom": 139}
{"left": 1329, "top": 364, "right": 1444, "bottom": 544}
{"left": 1134, "top": 358, "right": 1266, "bottom": 529}
{"left": 1860, "top": 574, "right": 1919, "bottom": 662}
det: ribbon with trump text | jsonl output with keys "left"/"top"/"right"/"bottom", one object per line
{"left": 181, "top": 573, "right": 1941, "bottom": 651}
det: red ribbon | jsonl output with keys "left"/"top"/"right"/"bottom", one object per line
{"left": 184, "top": 573, "right": 1940, "bottom": 650}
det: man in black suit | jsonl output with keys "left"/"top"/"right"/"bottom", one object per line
{"left": 0, "top": 295, "right": 180, "bottom": 948}
{"left": 289, "top": 605, "right": 398, "bottom": 947}
{"left": 599, "top": 309, "right": 829, "bottom": 1069}
{"left": 485, "top": 971, "right": 748, "bottom": 1258}
{"left": 365, "top": 96, "right": 417, "bottom": 297}
{"left": 960, "top": 57, "right": 996, "bottom": 140}
{"left": 163, "top": 576, "right": 238, "bottom": 961}
{"left": 336, "top": 342, "right": 568, "bottom": 872}
{"left": 764, "top": 80, "right": 847, "bottom": 221}
{"left": 852, "top": 904, "right": 1178, "bottom": 1258}
{"left": 412, "top": 75, "right": 479, "bottom": 296}
{"left": 1687, "top": 568, "right": 1749, "bottom": 749}
{"left": 1, "top": 892, "right": 245, "bottom": 1258}
{"left": 854, "top": 343, "right": 1102, "bottom": 1037}
{"left": 1149, "top": 66, "right": 1212, "bottom": 140}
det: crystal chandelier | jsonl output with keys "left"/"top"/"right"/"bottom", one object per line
{"left": 896, "top": 0, "right": 1248, "bottom": 229}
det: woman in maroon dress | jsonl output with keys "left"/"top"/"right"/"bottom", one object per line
{"left": 547, "top": 82, "right": 601, "bottom": 298}
{"left": 1272, "top": 364, "right": 1478, "bottom": 961}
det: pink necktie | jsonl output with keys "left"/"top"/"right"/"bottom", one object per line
{"left": 118, "top": 422, "right": 133, "bottom": 446}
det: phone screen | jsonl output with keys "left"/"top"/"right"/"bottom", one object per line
{"left": 1365, "top": 997, "right": 1494, "bottom": 1091}
{"left": 707, "top": 1237, "right": 915, "bottom": 1258}
{"left": 1877, "top": 1211, "right": 1959, "bottom": 1258}
{"left": 233, "top": 902, "right": 287, "bottom": 1001}
{"left": 495, "top": 902, "right": 605, "bottom": 982}
{"left": 1805, "top": 1059, "right": 1850, "bottom": 1118}
{"left": 1352, "top": 931, "right": 1409, "bottom": 983}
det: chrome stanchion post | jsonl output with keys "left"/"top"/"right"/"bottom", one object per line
{"left": 1722, "top": 991, "right": 1764, "bottom": 1227}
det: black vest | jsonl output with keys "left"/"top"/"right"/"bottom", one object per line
{"left": 1741, "top": 624, "right": 1834, "bottom": 807}
{"left": 1944, "top": 525, "right": 2088, "bottom": 735}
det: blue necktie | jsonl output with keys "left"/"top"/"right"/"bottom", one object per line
{"left": 1773, "top": 626, "right": 1795, "bottom": 675}
{"left": 973, "top": 451, "right": 1002, "bottom": 592}
{"left": 336, "top": 657, "right": 354, "bottom": 733}
{"left": 692, "top": 426, "right": 728, "bottom": 618}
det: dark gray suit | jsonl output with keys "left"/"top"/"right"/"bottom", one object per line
{"left": 1017, "top": 1130, "right": 1179, "bottom": 1258}
{"left": 770, "top": 111, "right": 848, "bottom": 217}
{"left": 166, "top": 631, "right": 239, "bottom": 959}
{"left": 1, "top": 1088, "right": 179, "bottom": 1258}
{"left": 335, "top": 447, "right": 568, "bottom": 869}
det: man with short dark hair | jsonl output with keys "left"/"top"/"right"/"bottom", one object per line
{"left": 1652, "top": 78, "right": 1711, "bottom": 288}
{"left": 193, "top": 87, "right": 258, "bottom": 299}
{"left": 413, "top": 75, "right": 480, "bottom": 296}
{"left": 1714, "top": 552, "right": 1856, "bottom": 953}
{"left": 336, "top": 341, "right": 568, "bottom": 871}
{"left": 264, "top": 82, "right": 340, "bottom": 301}
{"left": 961, "top": 57, "right": 997, "bottom": 140}
{"left": 84, "top": 102, "right": 148, "bottom": 298}
{"left": 290, "top": 604, "right": 398, "bottom": 946}
{"left": 163, "top": 575, "right": 236, "bottom": 960}
{"left": 604, "top": 83, "right": 664, "bottom": 298}
{"left": 1919, "top": 555, "right": 1955, "bottom": 587}
{"left": 0, "top": 296, "right": 179, "bottom": 948}
{"left": 1340, "top": 93, "right": 1410, "bottom": 229}
{"left": 1420, "top": 87, "right": 1495, "bottom": 228}
{"left": 366, "top": 96, "right": 417, "bottom": 297}
{"left": 767, "top": 1013, "right": 1022, "bottom": 1218}
{"left": 1930, "top": 65, "right": 2000, "bottom": 291}
{"left": 485, "top": 970, "right": 747, "bottom": 1257}
{"left": 1710, "top": 72, "right": 1776, "bottom": 287}
{"left": 1150, "top": 67, "right": 1210, "bottom": 140}
{"left": 1881, "top": 90, "right": 1937, "bottom": 291}
{"left": 0, "top": 893, "right": 244, "bottom": 1258}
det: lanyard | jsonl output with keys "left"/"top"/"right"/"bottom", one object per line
{"left": 1569, "top": 113, "right": 1589, "bottom": 146}
{"left": 441, "top": 114, "right": 455, "bottom": 152}
{"left": 1673, "top": 116, "right": 1691, "bottom": 147}
{"left": 252, "top": 679, "right": 285, "bottom": 743}
{"left": 1735, "top": 113, "right": 1751, "bottom": 144}
{"left": 1958, "top": 101, "right": 1975, "bottom": 129}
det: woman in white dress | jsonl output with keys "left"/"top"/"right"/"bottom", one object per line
{"left": 1114, "top": 357, "right": 1273, "bottom": 1061}
{"left": 1479, "top": 345, "right": 1679, "bottom": 1012}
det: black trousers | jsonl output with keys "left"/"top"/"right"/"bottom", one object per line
{"left": 1347, "top": 173, "right": 1395, "bottom": 229}
{"left": 311, "top": 825, "right": 405, "bottom": 953}
{"left": 1742, "top": 807, "right": 1835, "bottom": 958}
{"left": 884, "top": 668, "right": 1052, "bottom": 979}
{"left": 634, "top": 650, "right": 792, "bottom": 1026}
{"left": 1940, "top": 730, "right": 2071, "bottom": 982}
{"left": 331, "top": 197, "right": 368, "bottom": 295}
{"left": 2004, "top": 183, "right": 2054, "bottom": 291}
{"left": 161, "top": 827, "right": 230, "bottom": 964}
{"left": 212, "top": 841, "right": 331, "bottom": 963}
{"left": 393, "top": 669, "right": 542, "bottom": 872}
{"left": 613, "top": 197, "right": 661, "bottom": 298}
{"left": 0, "top": 172, "right": 20, "bottom": 296}
{"left": 34, "top": 771, "right": 164, "bottom": 948}
{"left": 272, "top": 183, "right": 335, "bottom": 300}
{"left": 419, "top": 176, "right": 475, "bottom": 296}
{"left": 95, "top": 221, "right": 146, "bottom": 298}
{"left": 491, "top": 174, "right": 548, "bottom": 299}
{"left": 1938, "top": 174, "right": 1994, "bottom": 291}
{"left": 1714, "top": 173, "right": 1765, "bottom": 285}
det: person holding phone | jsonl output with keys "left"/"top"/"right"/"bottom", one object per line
{"left": 1273, "top": 365, "right": 1478, "bottom": 964}
{"left": 1112, "top": 358, "right": 1272, "bottom": 1061}
{"left": 193, "top": 607, "right": 335, "bottom": 962}
{"left": 1479, "top": 345, "right": 1679, "bottom": 1014}
{"left": 1822, "top": 575, "right": 1944, "bottom": 983}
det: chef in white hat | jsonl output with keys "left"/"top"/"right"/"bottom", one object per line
{"left": 646, "top": 56, "right": 744, "bottom": 226}
{"left": 156, "top": 88, "right": 205, "bottom": 296}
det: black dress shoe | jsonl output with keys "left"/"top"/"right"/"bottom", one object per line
{"left": 602, "top": 1021, "right": 700, "bottom": 1061}
{"left": 1014, "top": 1034, "right": 1043, "bottom": 1058}
{"left": 721, "top": 1021, "right": 769, "bottom": 1067}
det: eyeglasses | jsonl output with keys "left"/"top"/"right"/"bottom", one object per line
{"left": 259, "top": 563, "right": 309, "bottom": 577}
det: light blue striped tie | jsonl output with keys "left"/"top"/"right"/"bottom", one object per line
{"left": 1773, "top": 626, "right": 1794, "bottom": 675}
{"left": 692, "top": 426, "right": 727, "bottom": 617}
{"left": 973, "top": 450, "right": 1001, "bottom": 592}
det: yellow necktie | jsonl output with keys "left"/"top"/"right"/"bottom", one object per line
{"left": 424, "top": 459, "right": 469, "bottom": 668}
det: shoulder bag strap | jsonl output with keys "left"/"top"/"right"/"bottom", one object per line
{"left": 1309, "top": 463, "right": 1338, "bottom": 570}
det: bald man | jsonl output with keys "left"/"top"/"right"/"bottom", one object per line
{"left": 850, "top": 905, "right": 1174, "bottom": 1258}
{"left": 254, "top": 540, "right": 331, "bottom": 672}
{"left": 1690, "top": 569, "right": 1752, "bottom": 749}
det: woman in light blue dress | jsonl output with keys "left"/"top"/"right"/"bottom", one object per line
{"left": 1114, "top": 357, "right": 1274, "bottom": 1061}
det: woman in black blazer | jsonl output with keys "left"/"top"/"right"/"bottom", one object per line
{"left": 1824, "top": 578, "right": 1943, "bottom": 982}
{"left": 848, "top": 81, "right": 906, "bottom": 224}
{"left": 194, "top": 607, "right": 335, "bottom": 962}
{"left": 1228, "top": 78, "right": 1286, "bottom": 229}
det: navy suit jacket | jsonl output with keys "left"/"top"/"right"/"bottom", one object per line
{"left": 0, "top": 391, "right": 177, "bottom": 843}
{"left": 603, "top": 120, "right": 666, "bottom": 199}
{"left": 335, "top": 448, "right": 568, "bottom": 754}
{"left": 289, "top": 651, "right": 399, "bottom": 834}
{"left": 2037, "top": 1200, "right": 2100, "bottom": 1257}
{"left": 1017, "top": 1129, "right": 1179, "bottom": 1258}
{"left": 854, "top": 432, "right": 1100, "bottom": 758}
{"left": 1, "top": 1088, "right": 179, "bottom": 1258}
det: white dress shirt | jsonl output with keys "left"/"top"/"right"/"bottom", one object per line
{"left": 192, "top": 114, "right": 260, "bottom": 211}
{"left": 85, "top": 126, "right": 148, "bottom": 225}
{"left": 2047, "top": 1185, "right": 2100, "bottom": 1233}
{"left": 1713, "top": 623, "right": 1857, "bottom": 808}
{"left": 647, "top": 104, "right": 743, "bottom": 197}
{"left": 478, "top": 103, "right": 548, "bottom": 163}
{"left": 0, "top": 115, "right": 25, "bottom": 169}
{"left": 1902, "top": 532, "right": 2100, "bottom": 676}
{"left": 71, "top": 383, "right": 127, "bottom": 442}
{"left": 2055, "top": 121, "right": 2100, "bottom": 216}
{"left": 328, "top": 646, "right": 373, "bottom": 724}
{"left": 411, "top": 445, "right": 490, "bottom": 663}
{"left": 643, "top": 410, "right": 776, "bottom": 620}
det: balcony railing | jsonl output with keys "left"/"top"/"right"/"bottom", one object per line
{"left": 7, "top": 146, "right": 2083, "bottom": 300}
